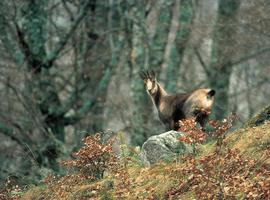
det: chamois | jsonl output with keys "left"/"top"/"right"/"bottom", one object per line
{"left": 140, "top": 71, "right": 215, "bottom": 131}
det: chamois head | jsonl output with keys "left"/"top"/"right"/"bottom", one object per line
{"left": 139, "top": 70, "right": 158, "bottom": 95}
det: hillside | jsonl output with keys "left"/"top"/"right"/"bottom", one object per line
{"left": 14, "top": 117, "right": 269, "bottom": 200}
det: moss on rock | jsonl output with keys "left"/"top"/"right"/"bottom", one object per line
{"left": 244, "top": 105, "right": 270, "bottom": 128}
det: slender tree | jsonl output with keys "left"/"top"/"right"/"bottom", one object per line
{"left": 208, "top": 0, "right": 241, "bottom": 119}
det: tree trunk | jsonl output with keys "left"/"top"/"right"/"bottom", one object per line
{"left": 160, "top": 0, "right": 196, "bottom": 93}
{"left": 128, "top": 2, "right": 153, "bottom": 145}
{"left": 208, "top": 0, "right": 240, "bottom": 120}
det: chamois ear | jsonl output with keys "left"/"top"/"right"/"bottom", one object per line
{"left": 150, "top": 70, "right": 155, "bottom": 77}
{"left": 139, "top": 71, "right": 147, "bottom": 80}
{"left": 207, "top": 89, "right": 216, "bottom": 97}
{"left": 150, "top": 70, "right": 156, "bottom": 81}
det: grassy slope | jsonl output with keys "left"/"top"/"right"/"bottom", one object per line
{"left": 21, "top": 122, "right": 270, "bottom": 200}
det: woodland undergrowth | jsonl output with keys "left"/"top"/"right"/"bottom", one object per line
{"left": 1, "top": 115, "right": 270, "bottom": 200}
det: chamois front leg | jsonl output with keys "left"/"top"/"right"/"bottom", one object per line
{"left": 197, "top": 115, "right": 208, "bottom": 132}
{"left": 162, "top": 119, "right": 175, "bottom": 131}
{"left": 194, "top": 108, "right": 211, "bottom": 132}
{"left": 170, "top": 119, "right": 178, "bottom": 131}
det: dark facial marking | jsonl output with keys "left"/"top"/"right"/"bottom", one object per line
{"left": 153, "top": 85, "right": 161, "bottom": 106}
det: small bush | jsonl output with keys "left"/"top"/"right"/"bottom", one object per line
{"left": 61, "top": 134, "right": 117, "bottom": 180}
{"left": 61, "top": 133, "right": 133, "bottom": 198}
{"left": 177, "top": 118, "right": 206, "bottom": 154}
{"left": 0, "top": 178, "right": 22, "bottom": 200}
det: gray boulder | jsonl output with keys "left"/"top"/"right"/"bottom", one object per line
{"left": 140, "top": 130, "right": 194, "bottom": 166}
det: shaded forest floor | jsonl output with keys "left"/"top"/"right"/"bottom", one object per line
{"left": 6, "top": 119, "right": 270, "bottom": 199}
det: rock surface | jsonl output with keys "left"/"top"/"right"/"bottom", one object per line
{"left": 244, "top": 105, "right": 270, "bottom": 128}
{"left": 140, "top": 131, "right": 193, "bottom": 166}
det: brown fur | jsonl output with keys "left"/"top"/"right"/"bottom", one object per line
{"left": 140, "top": 71, "right": 215, "bottom": 131}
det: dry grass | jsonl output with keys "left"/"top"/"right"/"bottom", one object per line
{"left": 19, "top": 121, "right": 270, "bottom": 200}
{"left": 226, "top": 121, "right": 270, "bottom": 161}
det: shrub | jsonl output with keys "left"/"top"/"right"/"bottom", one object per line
{"left": 177, "top": 118, "right": 206, "bottom": 154}
{"left": 61, "top": 134, "right": 117, "bottom": 180}
{"left": 0, "top": 178, "right": 22, "bottom": 200}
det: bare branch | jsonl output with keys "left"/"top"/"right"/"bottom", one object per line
{"left": 63, "top": 67, "right": 113, "bottom": 125}
{"left": 15, "top": 23, "right": 42, "bottom": 73}
{"left": 194, "top": 47, "right": 211, "bottom": 77}
{"left": 230, "top": 47, "right": 270, "bottom": 67}
{"left": 61, "top": 0, "right": 74, "bottom": 21}
{"left": 45, "top": 0, "right": 93, "bottom": 67}
{"left": 0, "top": 122, "right": 31, "bottom": 153}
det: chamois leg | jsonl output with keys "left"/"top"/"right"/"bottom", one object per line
{"left": 197, "top": 116, "right": 208, "bottom": 132}
{"left": 169, "top": 119, "right": 179, "bottom": 131}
